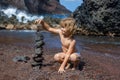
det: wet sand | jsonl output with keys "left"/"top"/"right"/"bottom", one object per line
{"left": 0, "top": 30, "right": 120, "bottom": 80}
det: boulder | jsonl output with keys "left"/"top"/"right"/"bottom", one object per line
{"left": 6, "top": 24, "right": 14, "bottom": 30}
{"left": 0, "top": 24, "right": 6, "bottom": 29}
{"left": 30, "top": 24, "right": 37, "bottom": 30}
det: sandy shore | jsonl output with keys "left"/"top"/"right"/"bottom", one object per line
{"left": 0, "top": 43, "right": 120, "bottom": 80}
{"left": 0, "top": 31, "right": 120, "bottom": 80}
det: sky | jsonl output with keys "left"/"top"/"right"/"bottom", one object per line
{"left": 60, "top": 0, "right": 83, "bottom": 12}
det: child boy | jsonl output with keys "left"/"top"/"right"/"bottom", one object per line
{"left": 35, "top": 18, "right": 81, "bottom": 73}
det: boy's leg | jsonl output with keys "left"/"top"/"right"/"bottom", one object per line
{"left": 65, "top": 63, "right": 71, "bottom": 69}
{"left": 54, "top": 52, "right": 81, "bottom": 70}
{"left": 54, "top": 53, "right": 71, "bottom": 69}
{"left": 70, "top": 53, "right": 81, "bottom": 70}
{"left": 54, "top": 52, "right": 65, "bottom": 63}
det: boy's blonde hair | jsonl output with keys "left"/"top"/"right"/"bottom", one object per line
{"left": 60, "top": 18, "right": 77, "bottom": 37}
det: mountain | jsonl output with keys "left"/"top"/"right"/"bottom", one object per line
{"left": 0, "top": 0, "right": 71, "bottom": 14}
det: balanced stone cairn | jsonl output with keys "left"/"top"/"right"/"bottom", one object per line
{"left": 31, "top": 31, "right": 44, "bottom": 69}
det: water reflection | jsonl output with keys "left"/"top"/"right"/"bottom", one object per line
{"left": 0, "top": 30, "right": 120, "bottom": 58}
{"left": 0, "top": 30, "right": 36, "bottom": 46}
{"left": 75, "top": 35, "right": 120, "bottom": 45}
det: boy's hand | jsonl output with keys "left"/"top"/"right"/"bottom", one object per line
{"left": 35, "top": 16, "right": 44, "bottom": 24}
{"left": 34, "top": 19, "right": 43, "bottom": 24}
{"left": 58, "top": 67, "right": 65, "bottom": 73}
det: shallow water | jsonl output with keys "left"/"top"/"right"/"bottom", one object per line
{"left": 0, "top": 30, "right": 120, "bottom": 59}
{"left": 0, "top": 30, "right": 36, "bottom": 47}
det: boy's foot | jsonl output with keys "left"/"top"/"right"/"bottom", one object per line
{"left": 71, "top": 61, "right": 79, "bottom": 70}
{"left": 71, "top": 67, "right": 76, "bottom": 70}
{"left": 65, "top": 63, "right": 71, "bottom": 70}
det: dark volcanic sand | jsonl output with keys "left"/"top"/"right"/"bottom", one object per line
{"left": 0, "top": 30, "right": 120, "bottom": 80}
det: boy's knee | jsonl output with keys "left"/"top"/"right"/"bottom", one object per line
{"left": 54, "top": 53, "right": 65, "bottom": 62}
{"left": 70, "top": 54, "right": 81, "bottom": 62}
{"left": 54, "top": 54, "right": 60, "bottom": 61}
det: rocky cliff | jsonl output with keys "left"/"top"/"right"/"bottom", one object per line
{"left": 73, "top": 0, "right": 120, "bottom": 36}
{"left": 0, "top": 0, "right": 71, "bottom": 14}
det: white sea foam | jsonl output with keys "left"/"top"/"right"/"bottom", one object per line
{"left": 1, "top": 7, "right": 44, "bottom": 23}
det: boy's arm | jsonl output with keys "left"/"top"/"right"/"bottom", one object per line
{"left": 35, "top": 19, "right": 60, "bottom": 34}
{"left": 58, "top": 40, "right": 76, "bottom": 73}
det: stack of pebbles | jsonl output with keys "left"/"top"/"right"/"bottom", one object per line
{"left": 31, "top": 32, "right": 44, "bottom": 69}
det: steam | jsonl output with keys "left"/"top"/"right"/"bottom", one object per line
{"left": 1, "top": 7, "right": 44, "bottom": 23}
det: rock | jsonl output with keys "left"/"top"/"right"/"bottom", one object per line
{"left": 30, "top": 24, "right": 37, "bottom": 30}
{"left": 33, "top": 57, "right": 44, "bottom": 62}
{"left": 6, "top": 24, "right": 14, "bottom": 30}
{"left": 31, "top": 62, "right": 42, "bottom": 67}
{"left": 12, "top": 56, "right": 30, "bottom": 63}
{"left": 31, "top": 32, "right": 44, "bottom": 68}
{"left": 35, "top": 41, "right": 44, "bottom": 48}
{"left": 0, "top": 0, "right": 27, "bottom": 10}
{"left": 35, "top": 48, "right": 43, "bottom": 55}
{"left": 73, "top": 0, "right": 120, "bottom": 36}
{"left": 0, "top": 24, "right": 6, "bottom": 29}
{"left": 37, "top": 24, "right": 44, "bottom": 31}
{"left": 0, "top": 0, "right": 71, "bottom": 14}
{"left": 15, "top": 24, "right": 25, "bottom": 30}
{"left": 35, "top": 32, "right": 44, "bottom": 40}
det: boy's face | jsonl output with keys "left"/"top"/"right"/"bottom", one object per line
{"left": 60, "top": 22, "right": 71, "bottom": 37}
{"left": 61, "top": 27, "right": 67, "bottom": 34}
{"left": 61, "top": 27, "right": 70, "bottom": 36}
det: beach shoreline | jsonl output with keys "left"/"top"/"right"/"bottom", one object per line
{"left": 0, "top": 31, "right": 120, "bottom": 80}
